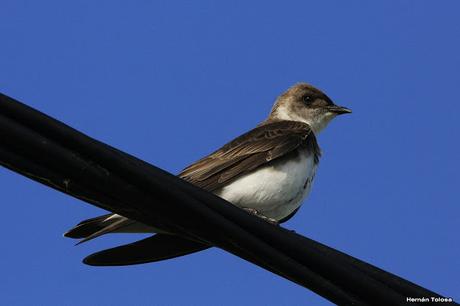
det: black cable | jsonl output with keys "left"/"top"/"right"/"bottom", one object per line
{"left": 0, "top": 92, "right": 455, "bottom": 306}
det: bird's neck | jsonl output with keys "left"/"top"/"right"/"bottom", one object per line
{"left": 268, "top": 105, "right": 334, "bottom": 134}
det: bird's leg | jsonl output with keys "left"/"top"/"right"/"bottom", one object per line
{"left": 242, "top": 207, "right": 279, "bottom": 225}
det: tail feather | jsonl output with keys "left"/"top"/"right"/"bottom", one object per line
{"left": 64, "top": 214, "right": 115, "bottom": 239}
{"left": 75, "top": 217, "right": 134, "bottom": 245}
{"left": 75, "top": 213, "right": 113, "bottom": 227}
{"left": 83, "top": 234, "right": 209, "bottom": 266}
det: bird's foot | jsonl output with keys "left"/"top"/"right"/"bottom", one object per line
{"left": 242, "top": 208, "right": 279, "bottom": 225}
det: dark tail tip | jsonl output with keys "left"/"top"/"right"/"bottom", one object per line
{"left": 63, "top": 213, "right": 113, "bottom": 239}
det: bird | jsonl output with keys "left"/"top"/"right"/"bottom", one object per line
{"left": 64, "top": 82, "right": 351, "bottom": 265}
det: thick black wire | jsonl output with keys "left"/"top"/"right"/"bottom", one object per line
{"left": 0, "top": 93, "right": 454, "bottom": 306}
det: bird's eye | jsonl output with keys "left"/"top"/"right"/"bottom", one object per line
{"left": 303, "top": 95, "right": 313, "bottom": 104}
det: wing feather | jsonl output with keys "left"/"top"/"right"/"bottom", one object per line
{"left": 179, "top": 120, "right": 319, "bottom": 192}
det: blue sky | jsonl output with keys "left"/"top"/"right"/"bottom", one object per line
{"left": 0, "top": 1, "right": 459, "bottom": 305}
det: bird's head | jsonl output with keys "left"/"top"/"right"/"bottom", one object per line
{"left": 270, "top": 83, "right": 351, "bottom": 134}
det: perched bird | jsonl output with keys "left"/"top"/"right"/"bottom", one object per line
{"left": 65, "top": 82, "right": 351, "bottom": 265}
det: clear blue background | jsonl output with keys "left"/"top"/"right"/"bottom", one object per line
{"left": 0, "top": 1, "right": 459, "bottom": 305}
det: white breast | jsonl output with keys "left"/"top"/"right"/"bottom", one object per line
{"left": 215, "top": 149, "right": 317, "bottom": 221}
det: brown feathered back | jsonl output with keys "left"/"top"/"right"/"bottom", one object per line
{"left": 179, "top": 120, "right": 321, "bottom": 191}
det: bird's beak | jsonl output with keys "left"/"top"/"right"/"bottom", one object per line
{"left": 326, "top": 105, "right": 352, "bottom": 115}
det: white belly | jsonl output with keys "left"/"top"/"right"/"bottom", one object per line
{"left": 215, "top": 149, "right": 317, "bottom": 221}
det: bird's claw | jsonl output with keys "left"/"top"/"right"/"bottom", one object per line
{"left": 242, "top": 207, "right": 279, "bottom": 225}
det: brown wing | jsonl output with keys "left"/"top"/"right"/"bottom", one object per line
{"left": 179, "top": 120, "right": 320, "bottom": 191}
